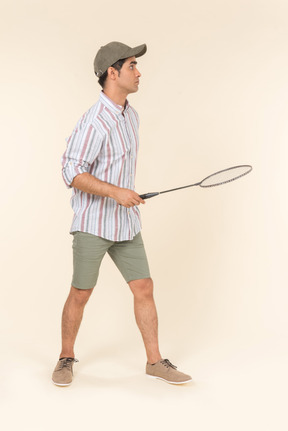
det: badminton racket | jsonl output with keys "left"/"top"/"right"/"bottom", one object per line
{"left": 139, "top": 165, "right": 252, "bottom": 200}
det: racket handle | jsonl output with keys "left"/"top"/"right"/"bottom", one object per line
{"left": 139, "top": 192, "right": 160, "bottom": 200}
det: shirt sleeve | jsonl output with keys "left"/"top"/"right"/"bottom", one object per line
{"left": 61, "top": 120, "right": 102, "bottom": 188}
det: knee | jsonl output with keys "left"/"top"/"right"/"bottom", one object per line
{"left": 70, "top": 286, "right": 93, "bottom": 306}
{"left": 129, "top": 278, "right": 154, "bottom": 300}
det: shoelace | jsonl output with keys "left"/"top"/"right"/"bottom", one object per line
{"left": 160, "top": 359, "right": 177, "bottom": 370}
{"left": 59, "top": 358, "right": 79, "bottom": 369}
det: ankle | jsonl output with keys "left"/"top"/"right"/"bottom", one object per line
{"left": 60, "top": 352, "right": 75, "bottom": 359}
{"left": 147, "top": 356, "right": 162, "bottom": 365}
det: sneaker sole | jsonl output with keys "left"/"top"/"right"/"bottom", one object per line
{"left": 146, "top": 374, "right": 192, "bottom": 385}
{"left": 52, "top": 380, "right": 72, "bottom": 387}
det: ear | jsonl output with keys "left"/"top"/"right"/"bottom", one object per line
{"left": 107, "top": 66, "right": 117, "bottom": 81}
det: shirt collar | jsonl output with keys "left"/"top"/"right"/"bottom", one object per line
{"left": 100, "top": 91, "right": 130, "bottom": 115}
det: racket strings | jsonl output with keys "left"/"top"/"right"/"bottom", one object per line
{"left": 200, "top": 165, "right": 252, "bottom": 188}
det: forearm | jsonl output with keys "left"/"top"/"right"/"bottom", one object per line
{"left": 71, "top": 173, "right": 145, "bottom": 208}
{"left": 71, "top": 173, "right": 118, "bottom": 199}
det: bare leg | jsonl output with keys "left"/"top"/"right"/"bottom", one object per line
{"left": 59, "top": 286, "right": 93, "bottom": 358}
{"left": 128, "top": 278, "right": 162, "bottom": 364}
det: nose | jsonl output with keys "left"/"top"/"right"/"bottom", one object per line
{"left": 136, "top": 68, "right": 141, "bottom": 77}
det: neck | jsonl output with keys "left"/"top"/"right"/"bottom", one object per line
{"left": 103, "top": 88, "right": 127, "bottom": 107}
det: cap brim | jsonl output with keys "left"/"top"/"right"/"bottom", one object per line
{"left": 120, "top": 44, "right": 147, "bottom": 60}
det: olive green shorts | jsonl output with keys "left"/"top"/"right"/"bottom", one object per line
{"left": 71, "top": 232, "right": 151, "bottom": 290}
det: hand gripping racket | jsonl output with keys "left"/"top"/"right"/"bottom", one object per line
{"left": 139, "top": 165, "right": 252, "bottom": 200}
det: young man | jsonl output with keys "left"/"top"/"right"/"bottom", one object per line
{"left": 52, "top": 42, "right": 192, "bottom": 386}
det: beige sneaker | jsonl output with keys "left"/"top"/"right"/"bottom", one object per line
{"left": 52, "top": 357, "right": 79, "bottom": 386}
{"left": 146, "top": 359, "right": 192, "bottom": 384}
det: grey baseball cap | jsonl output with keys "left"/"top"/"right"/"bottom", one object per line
{"left": 94, "top": 41, "right": 147, "bottom": 77}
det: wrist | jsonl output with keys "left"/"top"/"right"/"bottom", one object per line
{"left": 107, "top": 184, "right": 120, "bottom": 200}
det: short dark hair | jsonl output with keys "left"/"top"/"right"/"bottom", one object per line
{"left": 97, "top": 58, "right": 126, "bottom": 88}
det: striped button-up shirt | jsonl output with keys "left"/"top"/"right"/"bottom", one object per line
{"left": 61, "top": 91, "right": 142, "bottom": 241}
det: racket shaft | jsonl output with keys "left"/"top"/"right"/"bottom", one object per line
{"left": 140, "top": 183, "right": 200, "bottom": 199}
{"left": 160, "top": 182, "right": 200, "bottom": 194}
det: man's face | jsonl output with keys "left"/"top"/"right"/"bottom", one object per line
{"left": 114, "top": 56, "right": 141, "bottom": 95}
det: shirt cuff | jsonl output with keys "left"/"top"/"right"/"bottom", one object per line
{"left": 62, "top": 161, "right": 88, "bottom": 188}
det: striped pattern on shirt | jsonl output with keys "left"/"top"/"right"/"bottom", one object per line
{"left": 61, "top": 92, "right": 142, "bottom": 241}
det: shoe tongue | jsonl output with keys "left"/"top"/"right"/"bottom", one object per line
{"left": 162, "top": 359, "right": 177, "bottom": 369}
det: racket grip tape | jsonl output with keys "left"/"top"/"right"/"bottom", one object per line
{"left": 139, "top": 192, "right": 160, "bottom": 200}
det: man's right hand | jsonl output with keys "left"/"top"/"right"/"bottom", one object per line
{"left": 110, "top": 188, "right": 145, "bottom": 208}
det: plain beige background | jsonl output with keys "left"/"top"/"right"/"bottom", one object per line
{"left": 1, "top": 0, "right": 287, "bottom": 430}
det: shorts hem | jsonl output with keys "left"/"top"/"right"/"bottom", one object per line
{"left": 125, "top": 274, "right": 151, "bottom": 283}
{"left": 71, "top": 283, "right": 95, "bottom": 290}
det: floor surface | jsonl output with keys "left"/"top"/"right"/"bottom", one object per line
{"left": 1, "top": 335, "right": 287, "bottom": 431}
